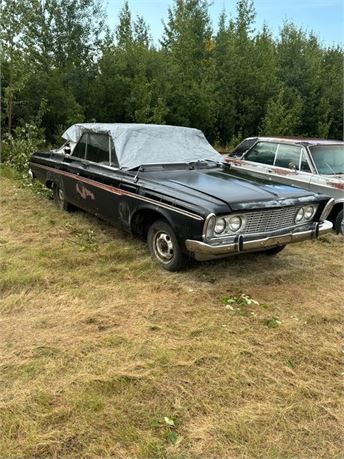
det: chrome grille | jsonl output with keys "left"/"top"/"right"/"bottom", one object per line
{"left": 242, "top": 207, "right": 301, "bottom": 234}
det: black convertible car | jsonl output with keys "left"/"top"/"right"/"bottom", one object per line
{"left": 30, "top": 123, "right": 334, "bottom": 271}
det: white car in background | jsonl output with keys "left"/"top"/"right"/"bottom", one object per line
{"left": 226, "top": 137, "right": 344, "bottom": 234}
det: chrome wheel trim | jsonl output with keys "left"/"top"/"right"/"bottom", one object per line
{"left": 153, "top": 231, "right": 174, "bottom": 263}
{"left": 58, "top": 188, "right": 64, "bottom": 202}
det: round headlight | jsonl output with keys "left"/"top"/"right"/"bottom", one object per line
{"left": 215, "top": 218, "right": 226, "bottom": 234}
{"left": 228, "top": 215, "right": 242, "bottom": 232}
{"left": 304, "top": 205, "right": 314, "bottom": 220}
{"left": 295, "top": 207, "right": 305, "bottom": 223}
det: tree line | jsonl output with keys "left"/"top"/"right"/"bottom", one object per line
{"left": 1, "top": 0, "right": 343, "bottom": 150}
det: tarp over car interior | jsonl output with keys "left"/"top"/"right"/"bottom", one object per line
{"left": 62, "top": 123, "right": 223, "bottom": 170}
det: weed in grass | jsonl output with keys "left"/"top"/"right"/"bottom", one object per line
{"left": 65, "top": 223, "right": 98, "bottom": 252}
{"left": 165, "top": 430, "right": 178, "bottom": 445}
{"left": 222, "top": 293, "right": 260, "bottom": 316}
{"left": 286, "top": 359, "right": 295, "bottom": 369}
{"left": 164, "top": 417, "right": 175, "bottom": 427}
{"left": 263, "top": 317, "right": 281, "bottom": 328}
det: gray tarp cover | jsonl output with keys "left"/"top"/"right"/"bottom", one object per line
{"left": 62, "top": 123, "right": 223, "bottom": 169}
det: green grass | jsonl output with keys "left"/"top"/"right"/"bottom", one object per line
{"left": 0, "top": 171, "right": 343, "bottom": 458}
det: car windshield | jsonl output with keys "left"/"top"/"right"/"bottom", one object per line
{"left": 309, "top": 145, "right": 344, "bottom": 175}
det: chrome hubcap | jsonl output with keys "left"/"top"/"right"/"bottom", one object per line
{"left": 153, "top": 231, "right": 174, "bottom": 263}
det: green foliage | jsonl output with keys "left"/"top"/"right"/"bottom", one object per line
{"left": 2, "top": 123, "right": 45, "bottom": 172}
{"left": 0, "top": 165, "right": 51, "bottom": 198}
{"left": 222, "top": 293, "right": 260, "bottom": 316}
{"left": 260, "top": 87, "right": 303, "bottom": 136}
{"left": 160, "top": 0, "right": 217, "bottom": 138}
{"left": 0, "top": 0, "right": 342, "bottom": 146}
{"left": 263, "top": 317, "right": 282, "bottom": 328}
{"left": 65, "top": 223, "right": 98, "bottom": 252}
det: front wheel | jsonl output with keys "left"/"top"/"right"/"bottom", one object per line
{"left": 334, "top": 209, "right": 344, "bottom": 235}
{"left": 147, "top": 220, "right": 185, "bottom": 271}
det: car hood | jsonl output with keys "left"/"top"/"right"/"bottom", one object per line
{"left": 142, "top": 167, "right": 320, "bottom": 213}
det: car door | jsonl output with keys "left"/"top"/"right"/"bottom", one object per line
{"left": 61, "top": 132, "right": 91, "bottom": 209}
{"left": 81, "top": 132, "right": 125, "bottom": 223}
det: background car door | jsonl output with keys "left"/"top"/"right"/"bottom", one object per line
{"left": 243, "top": 141, "right": 312, "bottom": 189}
{"left": 241, "top": 141, "right": 278, "bottom": 180}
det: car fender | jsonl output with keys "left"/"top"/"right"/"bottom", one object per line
{"left": 129, "top": 202, "right": 198, "bottom": 247}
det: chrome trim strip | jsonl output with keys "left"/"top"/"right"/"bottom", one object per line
{"left": 206, "top": 222, "right": 310, "bottom": 241}
{"left": 202, "top": 213, "right": 216, "bottom": 240}
{"left": 320, "top": 198, "right": 335, "bottom": 221}
{"left": 32, "top": 162, "right": 204, "bottom": 221}
{"left": 185, "top": 220, "right": 333, "bottom": 260}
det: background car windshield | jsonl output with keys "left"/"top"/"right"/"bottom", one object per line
{"left": 310, "top": 145, "right": 344, "bottom": 174}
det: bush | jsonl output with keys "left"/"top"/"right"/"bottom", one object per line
{"left": 1, "top": 123, "right": 45, "bottom": 172}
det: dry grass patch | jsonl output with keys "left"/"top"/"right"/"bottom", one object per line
{"left": 0, "top": 172, "right": 343, "bottom": 458}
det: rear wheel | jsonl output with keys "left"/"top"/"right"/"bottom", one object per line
{"left": 260, "top": 245, "right": 286, "bottom": 256}
{"left": 334, "top": 209, "right": 343, "bottom": 235}
{"left": 53, "top": 185, "right": 71, "bottom": 211}
{"left": 147, "top": 220, "right": 185, "bottom": 271}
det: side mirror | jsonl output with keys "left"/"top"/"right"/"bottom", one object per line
{"left": 64, "top": 145, "right": 71, "bottom": 155}
{"left": 288, "top": 162, "right": 297, "bottom": 171}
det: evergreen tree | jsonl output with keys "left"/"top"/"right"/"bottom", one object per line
{"left": 116, "top": 0, "right": 133, "bottom": 49}
{"left": 161, "top": 0, "right": 216, "bottom": 138}
{"left": 0, "top": 0, "right": 32, "bottom": 132}
{"left": 260, "top": 88, "right": 303, "bottom": 135}
{"left": 1, "top": 0, "right": 342, "bottom": 145}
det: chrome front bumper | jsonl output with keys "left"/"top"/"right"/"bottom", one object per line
{"left": 185, "top": 220, "right": 333, "bottom": 261}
